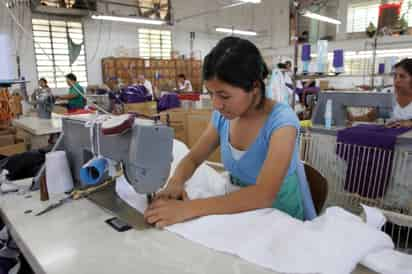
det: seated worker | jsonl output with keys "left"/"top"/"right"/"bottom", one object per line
{"left": 137, "top": 74, "right": 154, "bottom": 98}
{"left": 176, "top": 74, "right": 193, "bottom": 92}
{"left": 347, "top": 58, "right": 412, "bottom": 128}
{"left": 144, "top": 37, "right": 304, "bottom": 228}
{"left": 55, "top": 73, "right": 86, "bottom": 111}
{"left": 31, "top": 78, "right": 52, "bottom": 105}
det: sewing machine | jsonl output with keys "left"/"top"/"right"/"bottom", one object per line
{"left": 311, "top": 91, "right": 394, "bottom": 126}
{"left": 61, "top": 115, "right": 174, "bottom": 194}
{"left": 35, "top": 93, "right": 55, "bottom": 119}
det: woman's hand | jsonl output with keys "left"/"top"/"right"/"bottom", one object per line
{"left": 155, "top": 177, "right": 189, "bottom": 201}
{"left": 385, "top": 120, "right": 412, "bottom": 128}
{"left": 144, "top": 199, "right": 195, "bottom": 228}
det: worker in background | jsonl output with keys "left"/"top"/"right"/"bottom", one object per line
{"left": 55, "top": 73, "right": 85, "bottom": 111}
{"left": 347, "top": 59, "right": 412, "bottom": 128}
{"left": 137, "top": 74, "right": 154, "bottom": 98}
{"left": 176, "top": 74, "right": 193, "bottom": 92}
{"left": 145, "top": 37, "right": 304, "bottom": 228}
{"left": 31, "top": 78, "right": 51, "bottom": 104}
{"left": 387, "top": 58, "right": 412, "bottom": 127}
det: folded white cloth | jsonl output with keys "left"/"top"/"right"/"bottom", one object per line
{"left": 116, "top": 140, "right": 412, "bottom": 274}
{"left": 361, "top": 249, "right": 412, "bottom": 274}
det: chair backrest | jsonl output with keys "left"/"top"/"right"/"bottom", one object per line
{"left": 303, "top": 162, "right": 328, "bottom": 215}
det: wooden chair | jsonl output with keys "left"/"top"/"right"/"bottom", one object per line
{"left": 303, "top": 162, "right": 328, "bottom": 215}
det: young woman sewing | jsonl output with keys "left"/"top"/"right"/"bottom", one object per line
{"left": 144, "top": 37, "right": 303, "bottom": 228}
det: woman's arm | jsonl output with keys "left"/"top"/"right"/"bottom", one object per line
{"left": 56, "top": 93, "right": 77, "bottom": 100}
{"left": 145, "top": 126, "right": 297, "bottom": 227}
{"left": 154, "top": 121, "right": 220, "bottom": 199}
{"left": 191, "top": 126, "right": 297, "bottom": 214}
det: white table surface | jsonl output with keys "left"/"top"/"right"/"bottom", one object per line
{"left": 12, "top": 113, "right": 99, "bottom": 136}
{"left": 0, "top": 179, "right": 375, "bottom": 274}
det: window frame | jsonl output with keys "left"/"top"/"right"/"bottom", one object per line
{"left": 32, "top": 16, "right": 88, "bottom": 88}
{"left": 138, "top": 28, "right": 172, "bottom": 59}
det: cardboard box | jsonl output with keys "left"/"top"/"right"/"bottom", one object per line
{"left": 124, "top": 101, "right": 158, "bottom": 116}
{"left": 0, "top": 127, "right": 16, "bottom": 136}
{"left": 0, "top": 138, "right": 26, "bottom": 156}
{"left": 0, "top": 134, "right": 15, "bottom": 147}
{"left": 319, "top": 80, "right": 329, "bottom": 90}
{"left": 187, "top": 109, "right": 221, "bottom": 163}
{"left": 160, "top": 108, "right": 189, "bottom": 144}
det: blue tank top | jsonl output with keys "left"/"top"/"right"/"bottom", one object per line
{"left": 212, "top": 103, "right": 303, "bottom": 219}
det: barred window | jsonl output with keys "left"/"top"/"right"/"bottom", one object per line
{"left": 32, "top": 18, "right": 87, "bottom": 88}
{"left": 347, "top": 1, "right": 380, "bottom": 33}
{"left": 138, "top": 28, "right": 172, "bottom": 59}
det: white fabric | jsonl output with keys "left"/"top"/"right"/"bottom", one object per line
{"left": 179, "top": 80, "right": 193, "bottom": 92}
{"left": 392, "top": 100, "right": 412, "bottom": 121}
{"left": 143, "top": 80, "right": 153, "bottom": 96}
{"left": 228, "top": 142, "right": 246, "bottom": 161}
{"left": 116, "top": 140, "right": 412, "bottom": 274}
{"left": 267, "top": 68, "right": 298, "bottom": 105}
{"left": 361, "top": 249, "right": 412, "bottom": 274}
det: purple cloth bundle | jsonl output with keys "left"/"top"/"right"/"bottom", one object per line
{"left": 337, "top": 125, "right": 410, "bottom": 199}
{"left": 302, "top": 44, "right": 311, "bottom": 61}
{"left": 333, "top": 49, "right": 344, "bottom": 68}
{"left": 158, "top": 93, "right": 181, "bottom": 112}
{"left": 120, "top": 85, "right": 152, "bottom": 103}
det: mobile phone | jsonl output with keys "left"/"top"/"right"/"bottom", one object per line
{"left": 105, "top": 217, "right": 132, "bottom": 232}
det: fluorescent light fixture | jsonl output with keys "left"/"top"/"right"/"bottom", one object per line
{"left": 215, "top": 27, "right": 257, "bottom": 36}
{"left": 238, "top": 0, "right": 261, "bottom": 3}
{"left": 302, "top": 11, "right": 341, "bottom": 25}
{"left": 91, "top": 15, "right": 165, "bottom": 25}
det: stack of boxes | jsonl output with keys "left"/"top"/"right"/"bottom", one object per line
{"left": 102, "top": 57, "right": 202, "bottom": 92}
{"left": 0, "top": 122, "right": 26, "bottom": 156}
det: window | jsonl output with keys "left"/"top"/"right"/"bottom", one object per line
{"left": 32, "top": 18, "right": 87, "bottom": 88}
{"left": 347, "top": 0, "right": 412, "bottom": 33}
{"left": 401, "top": 0, "right": 412, "bottom": 26}
{"left": 347, "top": 1, "right": 380, "bottom": 33}
{"left": 138, "top": 28, "right": 172, "bottom": 59}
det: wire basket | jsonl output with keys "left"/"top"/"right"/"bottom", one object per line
{"left": 300, "top": 131, "right": 412, "bottom": 253}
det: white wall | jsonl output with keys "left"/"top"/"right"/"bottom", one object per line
{"left": 0, "top": 6, "right": 37, "bottom": 92}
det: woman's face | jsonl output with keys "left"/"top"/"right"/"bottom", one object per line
{"left": 39, "top": 80, "right": 46, "bottom": 88}
{"left": 205, "top": 78, "right": 257, "bottom": 120}
{"left": 394, "top": 67, "right": 412, "bottom": 97}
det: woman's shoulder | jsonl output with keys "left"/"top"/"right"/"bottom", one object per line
{"left": 266, "top": 102, "right": 300, "bottom": 131}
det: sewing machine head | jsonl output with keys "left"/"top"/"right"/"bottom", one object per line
{"left": 36, "top": 94, "right": 55, "bottom": 119}
{"left": 312, "top": 91, "right": 394, "bottom": 127}
{"left": 61, "top": 115, "right": 174, "bottom": 194}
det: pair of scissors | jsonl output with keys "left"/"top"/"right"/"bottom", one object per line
{"left": 35, "top": 195, "right": 72, "bottom": 216}
{"left": 35, "top": 179, "right": 114, "bottom": 216}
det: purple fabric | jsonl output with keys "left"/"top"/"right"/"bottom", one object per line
{"left": 378, "top": 63, "right": 386, "bottom": 74}
{"left": 302, "top": 44, "right": 311, "bottom": 61}
{"left": 337, "top": 125, "right": 411, "bottom": 199}
{"left": 120, "top": 85, "right": 151, "bottom": 103}
{"left": 333, "top": 49, "right": 344, "bottom": 68}
{"left": 158, "top": 93, "right": 181, "bottom": 112}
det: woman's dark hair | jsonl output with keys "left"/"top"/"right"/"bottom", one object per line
{"left": 177, "top": 74, "right": 186, "bottom": 79}
{"left": 394, "top": 59, "right": 412, "bottom": 76}
{"left": 202, "top": 36, "right": 269, "bottom": 109}
{"left": 65, "top": 73, "right": 77, "bottom": 82}
{"left": 39, "top": 78, "right": 47, "bottom": 84}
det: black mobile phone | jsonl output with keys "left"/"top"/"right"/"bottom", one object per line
{"left": 105, "top": 217, "right": 132, "bottom": 232}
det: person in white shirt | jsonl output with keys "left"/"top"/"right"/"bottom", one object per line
{"left": 137, "top": 75, "right": 154, "bottom": 98}
{"left": 386, "top": 59, "right": 412, "bottom": 128}
{"left": 177, "top": 74, "right": 193, "bottom": 92}
{"left": 347, "top": 59, "right": 412, "bottom": 128}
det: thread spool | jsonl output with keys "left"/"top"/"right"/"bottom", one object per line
{"left": 80, "top": 157, "right": 108, "bottom": 186}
